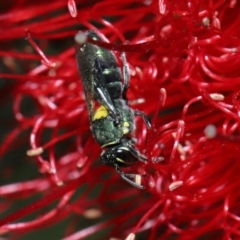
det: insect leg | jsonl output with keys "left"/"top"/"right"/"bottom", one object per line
{"left": 121, "top": 52, "right": 130, "bottom": 100}
{"left": 115, "top": 165, "right": 145, "bottom": 189}
{"left": 125, "top": 143, "right": 148, "bottom": 163}
{"left": 134, "top": 110, "right": 151, "bottom": 129}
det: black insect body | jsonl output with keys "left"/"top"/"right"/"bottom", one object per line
{"left": 75, "top": 31, "right": 150, "bottom": 189}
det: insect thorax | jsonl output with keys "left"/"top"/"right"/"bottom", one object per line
{"left": 91, "top": 99, "right": 135, "bottom": 146}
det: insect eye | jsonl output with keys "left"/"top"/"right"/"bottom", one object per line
{"left": 116, "top": 148, "right": 137, "bottom": 164}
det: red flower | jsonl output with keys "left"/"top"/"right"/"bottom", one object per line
{"left": 1, "top": 0, "right": 240, "bottom": 239}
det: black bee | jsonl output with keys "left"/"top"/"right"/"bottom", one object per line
{"left": 75, "top": 31, "right": 150, "bottom": 189}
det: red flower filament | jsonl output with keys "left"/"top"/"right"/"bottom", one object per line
{"left": 0, "top": 0, "right": 240, "bottom": 239}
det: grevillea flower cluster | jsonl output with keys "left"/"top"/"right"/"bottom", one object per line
{"left": 1, "top": 0, "right": 240, "bottom": 239}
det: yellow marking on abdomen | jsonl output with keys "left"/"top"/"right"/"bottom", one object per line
{"left": 93, "top": 105, "right": 108, "bottom": 121}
